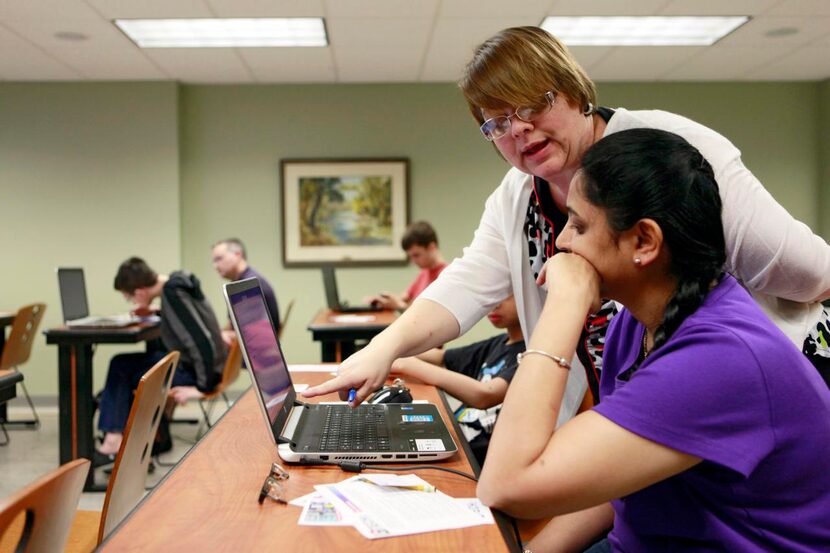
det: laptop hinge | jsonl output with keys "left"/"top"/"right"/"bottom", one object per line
{"left": 277, "top": 401, "right": 307, "bottom": 445}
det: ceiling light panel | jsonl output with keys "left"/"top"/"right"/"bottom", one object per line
{"left": 114, "top": 18, "right": 328, "bottom": 48}
{"left": 540, "top": 16, "right": 749, "bottom": 46}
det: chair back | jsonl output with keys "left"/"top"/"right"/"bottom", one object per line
{"left": 205, "top": 338, "right": 242, "bottom": 400}
{"left": 277, "top": 298, "right": 295, "bottom": 340}
{"left": 0, "top": 303, "right": 46, "bottom": 371}
{"left": 98, "top": 351, "right": 180, "bottom": 543}
{"left": 0, "top": 459, "right": 89, "bottom": 552}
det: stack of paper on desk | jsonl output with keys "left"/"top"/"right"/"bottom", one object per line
{"left": 289, "top": 473, "right": 494, "bottom": 539}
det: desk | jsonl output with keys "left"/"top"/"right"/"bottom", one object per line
{"left": 43, "top": 323, "right": 160, "bottom": 491}
{"left": 100, "top": 372, "right": 518, "bottom": 552}
{"left": 308, "top": 309, "right": 397, "bottom": 362}
{"left": 0, "top": 312, "right": 15, "bottom": 423}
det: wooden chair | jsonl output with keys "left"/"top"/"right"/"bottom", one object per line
{"left": 277, "top": 298, "right": 295, "bottom": 340}
{"left": 161, "top": 338, "right": 244, "bottom": 451}
{"left": 66, "top": 352, "right": 180, "bottom": 550}
{"left": 196, "top": 337, "right": 242, "bottom": 432}
{"left": 0, "top": 458, "right": 89, "bottom": 553}
{"left": 0, "top": 303, "right": 46, "bottom": 429}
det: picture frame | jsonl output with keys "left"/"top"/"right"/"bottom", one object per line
{"left": 281, "top": 158, "right": 410, "bottom": 267}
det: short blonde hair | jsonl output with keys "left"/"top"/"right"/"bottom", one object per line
{"left": 459, "top": 26, "right": 597, "bottom": 124}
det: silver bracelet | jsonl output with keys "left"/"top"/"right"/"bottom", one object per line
{"left": 517, "top": 349, "right": 571, "bottom": 370}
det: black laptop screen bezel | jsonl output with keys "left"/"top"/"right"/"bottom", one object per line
{"left": 224, "top": 277, "right": 297, "bottom": 444}
{"left": 57, "top": 267, "right": 90, "bottom": 323}
{"left": 321, "top": 266, "right": 342, "bottom": 311}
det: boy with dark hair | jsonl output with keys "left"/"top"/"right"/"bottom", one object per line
{"left": 390, "top": 295, "right": 524, "bottom": 465}
{"left": 94, "top": 257, "right": 226, "bottom": 466}
{"left": 368, "top": 221, "right": 447, "bottom": 311}
{"left": 401, "top": 221, "right": 439, "bottom": 250}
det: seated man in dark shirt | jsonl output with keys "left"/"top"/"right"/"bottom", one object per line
{"left": 390, "top": 296, "right": 524, "bottom": 465}
{"left": 170, "top": 238, "right": 282, "bottom": 407}
{"left": 211, "top": 237, "right": 280, "bottom": 345}
{"left": 95, "top": 257, "right": 226, "bottom": 465}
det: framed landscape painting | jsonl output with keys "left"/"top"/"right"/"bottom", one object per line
{"left": 281, "top": 158, "right": 410, "bottom": 267}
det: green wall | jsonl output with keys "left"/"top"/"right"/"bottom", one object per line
{"left": 0, "top": 82, "right": 181, "bottom": 397}
{"left": 599, "top": 82, "right": 821, "bottom": 227}
{"left": 1, "top": 80, "right": 827, "bottom": 398}
{"left": 178, "top": 83, "right": 509, "bottom": 381}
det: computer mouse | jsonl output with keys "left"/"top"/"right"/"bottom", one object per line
{"left": 367, "top": 385, "right": 413, "bottom": 404}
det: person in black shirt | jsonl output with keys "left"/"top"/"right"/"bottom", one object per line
{"left": 390, "top": 296, "right": 524, "bottom": 465}
{"left": 211, "top": 238, "right": 280, "bottom": 345}
{"left": 96, "top": 257, "right": 225, "bottom": 466}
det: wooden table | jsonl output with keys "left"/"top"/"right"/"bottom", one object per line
{"left": 100, "top": 372, "right": 520, "bottom": 552}
{"left": 308, "top": 309, "right": 397, "bottom": 362}
{"left": 43, "top": 322, "right": 161, "bottom": 491}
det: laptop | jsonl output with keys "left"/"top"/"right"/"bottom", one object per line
{"left": 321, "top": 266, "right": 382, "bottom": 313}
{"left": 57, "top": 268, "right": 140, "bottom": 328}
{"left": 225, "top": 277, "right": 457, "bottom": 463}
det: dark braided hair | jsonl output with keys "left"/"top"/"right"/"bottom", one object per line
{"left": 580, "top": 128, "right": 726, "bottom": 356}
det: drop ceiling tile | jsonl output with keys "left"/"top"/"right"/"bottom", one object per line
{"left": 0, "top": 25, "right": 80, "bottom": 79}
{"left": 546, "top": 0, "right": 666, "bottom": 16}
{"left": 566, "top": 46, "right": 616, "bottom": 72}
{"left": 324, "top": 0, "right": 439, "bottom": 19}
{"left": 84, "top": 0, "right": 214, "bottom": 19}
{"left": 142, "top": 48, "right": 253, "bottom": 82}
{"left": 206, "top": 0, "right": 325, "bottom": 17}
{"left": 744, "top": 43, "right": 830, "bottom": 79}
{"left": 589, "top": 46, "right": 703, "bottom": 81}
{"left": 421, "top": 17, "right": 538, "bottom": 81}
{"left": 767, "top": 0, "right": 830, "bottom": 17}
{"left": 718, "top": 16, "right": 830, "bottom": 46}
{"left": 4, "top": 18, "right": 165, "bottom": 79}
{"left": 662, "top": 44, "right": 800, "bottom": 80}
{"left": 659, "top": 0, "right": 779, "bottom": 16}
{"left": 240, "top": 47, "right": 336, "bottom": 82}
{"left": 328, "top": 18, "right": 431, "bottom": 81}
{"left": 439, "top": 0, "right": 551, "bottom": 19}
{"left": 0, "top": 0, "right": 100, "bottom": 22}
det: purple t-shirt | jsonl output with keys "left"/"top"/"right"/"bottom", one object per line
{"left": 594, "top": 276, "right": 830, "bottom": 552}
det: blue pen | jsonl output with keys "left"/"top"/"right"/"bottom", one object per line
{"left": 347, "top": 388, "right": 356, "bottom": 404}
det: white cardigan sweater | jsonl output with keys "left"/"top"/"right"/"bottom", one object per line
{"left": 420, "top": 108, "right": 830, "bottom": 423}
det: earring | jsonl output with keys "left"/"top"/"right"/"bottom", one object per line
{"left": 634, "top": 257, "right": 642, "bottom": 265}
{"left": 583, "top": 102, "right": 594, "bottom": 115}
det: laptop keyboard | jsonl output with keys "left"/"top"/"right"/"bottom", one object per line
{"left": 318, "top": 405, "right": 390, "bottom": 452}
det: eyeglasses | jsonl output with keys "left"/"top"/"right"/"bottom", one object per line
{"left": 258, "top": 462, "right": 290, "bottom": 505}
{"left": 480, "top": 91, "right": 556, "bottom": 141}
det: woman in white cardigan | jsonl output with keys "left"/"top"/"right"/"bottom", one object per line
{"left": 304, "top": 26, "right": 830, "bottom": 416}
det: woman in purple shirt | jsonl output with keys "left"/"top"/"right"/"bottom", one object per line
{"left": 477, "top": 128, "right": 830, "bottom": 552}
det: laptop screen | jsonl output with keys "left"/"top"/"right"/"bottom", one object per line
{"left": 321, "top": 267, "right": 340, "bottom": 310}
{"left": 226, "top": 281, "right": 292, "bottom": 425}
{"left": 57, "top": 268, "right": 90, "bottom": 322}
